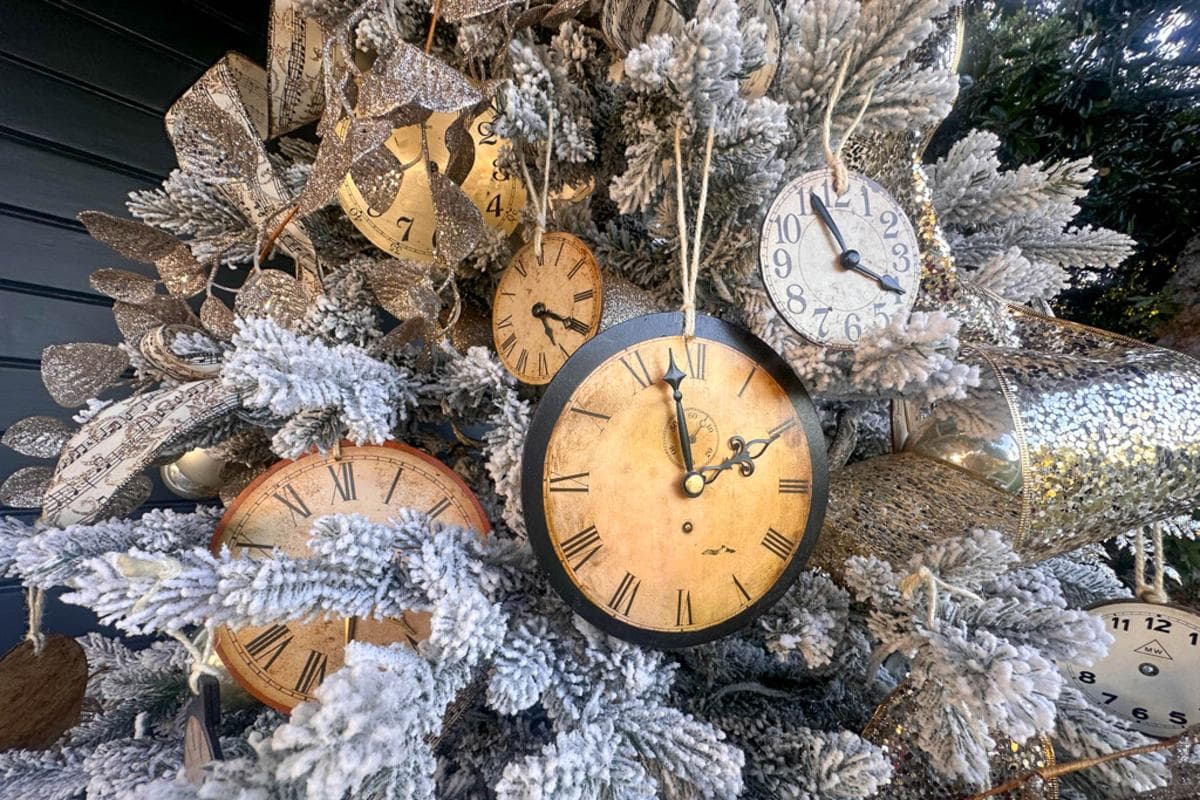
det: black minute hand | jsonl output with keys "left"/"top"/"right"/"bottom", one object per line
{"left": 810, "top": 192, "right": 906, "bottom": 295}
{"left": 662, "top": 350, "right": 694, "bottom": 475}
{"left": 809, "top": 192, "right": 848, "bottom": 252}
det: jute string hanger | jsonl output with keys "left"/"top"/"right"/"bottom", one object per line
{"left": 672, "top": 122, "right": 716, "bottom": 339}
{"left": 822, "top": 50, "right": 876, "bottom": 196}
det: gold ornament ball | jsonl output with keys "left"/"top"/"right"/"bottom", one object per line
{"left": 161, "top": 448, "right": 227, "bottom": 500}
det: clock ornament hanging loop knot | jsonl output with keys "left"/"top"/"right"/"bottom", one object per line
{"left": 1134, "top": 522, "right": 1170, "bottom": 605}
{"left": 821, "top": 50, "right": 876, "bottom": 196}
{"left": 899, "top": 565, "right": 983, "bottom": 628}
{"left": 168, "top": 627, "right": 222, "bottom": 696}
{"left": 24, "top": 586, "right": 46, "bottom": 656}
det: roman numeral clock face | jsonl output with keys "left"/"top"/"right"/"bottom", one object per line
{"left": 492, "top": 232, "right": 604, "bottom": 385}
{"left": 211, "top": 443, "right": 489, "bottom": 712}
{"left": 523, "top": 313, "right": 828, "bottom": 647}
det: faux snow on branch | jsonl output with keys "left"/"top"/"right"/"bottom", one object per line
{"left": 221, "top": 316, "right": 418, "bottom": 458}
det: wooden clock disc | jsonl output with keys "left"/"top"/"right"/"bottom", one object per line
{"left": 0, "top": 634, "right": 88, "bottom": 750}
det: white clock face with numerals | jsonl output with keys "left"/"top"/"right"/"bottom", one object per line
{"left": 1060, "top": 601, "right": 1200, "bottom": 737}
{"left": 759, "top": 168, "right": 920, "bottom": 348}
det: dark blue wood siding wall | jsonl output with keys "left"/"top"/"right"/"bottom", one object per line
{"left": 0, "top": 0, "right": 268, "bottom": 650}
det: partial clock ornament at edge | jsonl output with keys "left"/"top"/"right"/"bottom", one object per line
{"left": 522, "top": 312, "right": 828, "bottom": 648}
{"left": 210, "top": 441, "right": 489, "bottom": 713}
{"left": 760, "top": 167, "right": 920, "bottom": 348}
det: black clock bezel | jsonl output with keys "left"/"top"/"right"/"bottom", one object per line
{"left": 522, "top": 311, "right": 829, "bottom": 649}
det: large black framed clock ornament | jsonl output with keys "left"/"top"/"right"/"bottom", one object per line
{"left": 760, "top": 168, "right": 920, "bottom": 348}
{"left": 522, "top": 312, "right": 828, "bottom": 648}
{"left": 1059, "top": 600, "right": 1200, "bottom": 738}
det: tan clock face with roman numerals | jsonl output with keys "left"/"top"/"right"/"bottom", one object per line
{"left": 211, "top": 442, "right": 489, "bottom": 713}
{"left": 523, "top": 313, "right": 828, "bottom": 648}
{"left": 492, "top": 232, "right": 604, "bottom": 385}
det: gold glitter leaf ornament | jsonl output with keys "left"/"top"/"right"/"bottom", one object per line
{"left": 0, "top": 466, "right": 53, "bottom": 508}
{"left": 89, "top": 268, "right": 158, "bottom": 304}
{"left": 429, "top": 171, "right": 484, "bottom": 267}
{"left": 234, "top": 269, "right": 311, "bottom": 330}
{"left": 40, "top": 342, "right": 129, "bottom": 408}
{"left": 294, "top": 117, "right": 396, "bottom": 217}
{"left": 363, "top": 258, "right": 440, "bottom": 324}
{"left": 356, "top": 41, "right": 482, "bottom": 117}
{"left": 2, "top": 416, "right": 74, "bottom": 459}
{"left": 200, "top": 296, "right": 238, "bottom": 340}
{"left": 78, "top": 212, "right": 207, "bottom": 298}
{"left": 112, "top": 296, "right": 198, "bottom": 345}
{"left": 439, "top": 0, "right": 525, "bottom": 22}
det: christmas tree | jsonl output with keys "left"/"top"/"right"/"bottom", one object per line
{"left": 2, "top": 0, "right": 1198, "bottom": 798}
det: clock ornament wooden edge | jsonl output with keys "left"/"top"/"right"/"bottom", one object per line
{"left": 210, "top": 440, "right": 491, "bottom": 713}
{"left": 521, "top": 312, "right": 829, "bottom": 649}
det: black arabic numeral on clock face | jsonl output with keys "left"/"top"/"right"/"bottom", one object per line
{"left": 1146, "top": 616, "right": 1172, "bottom": 633}
{"left": 774, "top": 213, "right": 802, "bottom": 244}
{"left": 773, "top": 248, "right": 793, "bottom": 279}
{"left": 486, "top": 194, "right": 502, "bottom": 218}
{"left": 786, "top": 284, "right": 806, "bottom": 315}
{"left": 1078, "top": 670, "right": 1096, "bottom": 684}
{"left": 892, "top": 242, "right": 912, "bottom": 273}
{"left": 860, "top": 184, "right": 872, "bottom": 216}
{"left": 328, "top": 462, "right": 356, "bottom": 502}
{"left": 1112, "top": 616, "right": 1130, "bottom": 631}
{"left": 812, "top": 307, "right": 832, "bottom": 338}
{"left": 880, "top": 210, "right": 899, "bottom": 239}
{"left": 844, "top": 312, "right": 861, "bottom": 342}
{"left": 1102, "top": 692, "right": 1119, "bottom": 705}
{"left": 1170, "top": 711, "right": 1189, "bottom": 726}
{"left": 395, "top": 216, "right": 414, "bottom": 241}
{"left": 245, "top": 625, "right": 293, "bottom": 670}
{"left": 609, "top": 572, "right": 641, "bottom": 616}
{"left": 294, "top": 650, "right": 328, "bottom": 694}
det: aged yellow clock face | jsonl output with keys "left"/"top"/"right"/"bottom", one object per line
{"left": 211, "top": 442, "right": 489, "bottom": 712}
{"left": 760, "top": 168, "right": 920, "bottom": 348}
{"left": 492, "top": 232, "right": 604, "bottom": 385}
{"left": 523, "top": 313, "right": 828, "bottom": 647}
{"left": 337, "top": 107, "right": 526, "bottom": 262}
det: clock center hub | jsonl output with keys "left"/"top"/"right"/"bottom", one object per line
{"left": 662, "top": 407, "right": 720, "bottom": 468}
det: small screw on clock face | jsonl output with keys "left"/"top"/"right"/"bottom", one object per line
{"left": 1060, "top": 601, "right": 1200, "bottom": 737}
{"left": 759, "top": 168, "right": 920, "bottom": 348}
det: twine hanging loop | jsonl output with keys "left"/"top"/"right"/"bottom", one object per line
{"left": 1134, "top": 523, "right": 1170, "bottom": 604}
{"left": 25, "top": 586, "right": 46, "bottom": 655}
{"left": 671, "top": 123, "right": 716, "bottom": 339}
{"left": 899, "top": 565, "right": 984, "bottom": 627}
{"left": 821, "top": 50, "right": 876, "bottom": 196}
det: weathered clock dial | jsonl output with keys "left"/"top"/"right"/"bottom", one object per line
{"left": 492, "top": 232, "right": 604, "bottom": 385}
{"left": 1060, "top": 601, "right": 1200, "bottom": 737}
{"left": 760, "top": 168, "right": 920, "bottom": 348}
{"left": 337, "top": 106, "right": 526, "bottom": 262}
{"left": 523, "top": 313, "right": 828, "bottom": 647}
{"left": 211, "top": 442, "right": 489, "bottom": 713}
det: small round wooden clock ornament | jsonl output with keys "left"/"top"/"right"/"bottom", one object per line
{"left": 337, "top": 107, "right": 526, "bottom": 262}
{"left": 522, "top": 312, "right": 828, "bottom": 648}
{"left": 492, "top": 232, "right": 603, "bottom": 385}
{"left": 1059, "top": 600, "right": 1200, "bottom": 738}
{"left": 760, "top": 168, "right": 920, "bottom": 348}
{"left": 211, "top": 441, "right": 489, "bottom": 713}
